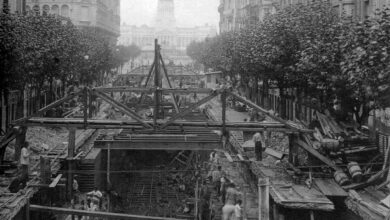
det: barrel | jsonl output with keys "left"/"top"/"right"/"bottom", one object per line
{"left": 348, "top": 162, "right": 362, "bottom": 183}
{"left": 334, "top": 170, "right": 351, "bottom": 186}
{"left": 321, "top": 139, "right": 340, "bottom": 152}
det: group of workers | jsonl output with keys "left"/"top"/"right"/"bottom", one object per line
{"left": 207, "top": 152, "right": 244, "bottom": 220}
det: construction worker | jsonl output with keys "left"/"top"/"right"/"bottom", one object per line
{"left": 20, "top": 141, "right": 30, "bottom": 188}
{"left": 208, "top": 166, "right": 223, "bottom": 196}
{"left": 222, "top": 183, "right": 240, "bottom": 220}
{"left": 253, "top": 132, "right": 264, "bottom": 161}
{"left": 234, "top": 199, "right": 243, "bottom": 220}
{"left": 87, "top": 187, "right": 103, "bottom": 208}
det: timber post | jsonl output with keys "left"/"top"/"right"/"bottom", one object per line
{"left": 67, "top": 127, "right": 76, "bottom": 200}
{"left": 153, "top": 39, "right": 161, "bottom": 128}
{"left": 83, "top": 87, "right": 88, "bottom": 128}
{"left": 288, "top": 134, "right": 296, "bottom": 165}
{"left": 258, "top": 178, "right": 270, "bottom": 220}
{"left": 107, "top": 142, "right": 111, "bottom": 212}
{"left": 26, "top": 198, "right": 30, "bottom": 220}
{"left": 89, "top": 89, "right": 93, "bottom": 118}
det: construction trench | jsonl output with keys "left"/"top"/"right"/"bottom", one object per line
{"left": 2, "top": 39, "right": 386, "bottom": 220}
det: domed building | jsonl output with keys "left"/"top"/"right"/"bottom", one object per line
{"left": 119, "top": 0, "right": 217, "bottom": 65}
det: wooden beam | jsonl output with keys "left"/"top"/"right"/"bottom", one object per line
{"left": 21, "top": 118, "right": 291, "bottom": 131}
{"left": 93, "top": 90, "right": 153, "bottom": 129}
{"left": 67, "top": 127, "right": 76, "bottom": 200}
{"left": 29, "top": 205, "right": 183, "bottom": 220}
{"left": 159, "top": 91, "right": 219, "bottom": 129}
{"left": 295, "top": 138, "right": 339, "bottom": 171}
{"left": 265, "top": 148, "right": 284, "bottom": 160}
{"left": 94, "top": 141, "right": 222, "bottom": 151}
{"left": 259, "top": 178, "right": 270, "bottom": 220}
{"left": 35, "top": 91, "right": 81, "bottom": 117}
{"left": 96, "top": 87, "right": 155, "bottom": 93}
{"left": 49, "top": 174, "right": 63, "bottom": 188}
{"left": 228, "top": 92, "right": 309, "bottom": 132}
{"left": 154, "top": 40, "right": 161, "bottom": 126}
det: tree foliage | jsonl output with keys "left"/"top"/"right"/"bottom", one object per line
{"left": 0, "top": 12, "right": 119, "bottom": 94}
{"left": 187, "top": 2, "right": 390, "bottom": 125}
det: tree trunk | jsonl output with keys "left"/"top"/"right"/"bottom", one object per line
{"left": 253, "top": 76, "right": 259, "bottom": 104}
{"left": 49, "top": 77, "right": 54, "bottom": 104}
{"left": 262, "top": 78, "right": 269, "bottom": 109}
{"left": 279, "top": 87, "right": 287, "bottom": 119}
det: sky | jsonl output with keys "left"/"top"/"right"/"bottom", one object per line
{"left": 120, "top": 0, "right": 220, "bottom": 28}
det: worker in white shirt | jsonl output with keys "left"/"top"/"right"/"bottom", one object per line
{"left": 234, "top": 199, "right": 243, "bottom": 220}
{"left": 87, "top": 187, "right": 103, "bottom": 208}
{"left": 20, "top": 141, "right": 30, "bottom": 188}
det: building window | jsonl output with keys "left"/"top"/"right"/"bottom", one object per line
{"left": 32, "top": 5, "right": 39, "bottom": 15}
{"left": 42, "top": 5, "right": 50, "bottom": 16}
{"left": 81, "top": 6, "right": 89, "bottom": 21}
{"left": 207, "top": 75, "right": 211, "bottom": 83}
{"left": 51, "top": 5, "right": 59, "bottom": 15}
{"left": 61, "top": 4, "right": 69, "bottom": 17}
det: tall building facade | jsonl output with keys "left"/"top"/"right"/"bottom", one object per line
{"left": 119, "top": 0, "right": 217, "bottom": 65}
{"left": 219, "top": 0, "right": 390, "bottom": 33}
{"left": 25, "top": 0, "right": 120, "bottom": 41}
{"left": 0, "top": 0, "right": 26, "bottom": 13}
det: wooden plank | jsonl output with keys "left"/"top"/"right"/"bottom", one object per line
{"left": 29, "top": 205, "right": 184, "bottom": 220}
{"left": 259, "top": 178, "right": 270, "bottom": 220}
{"left": 265, "top": 148, "right": 284, "bottom": 160}
{"left": 295, "top": 138, "right": 338, "bottom": 171}
{"left": 314, "top": 178, "right": 348, "bottom": 197}
{"left": 93, "top": 90, "right": 153, "bottom": 129}
{"left": 237, "top": 154, "right": 245, "bottom": 161}
{"left": 94, "top": 142, "right": 222, "bottom": 151}
{"left": 224, "top": 152, "right": 234, "bottom": 162}
{"left": 49, "top": 174, "right": 63, "bottom": 188}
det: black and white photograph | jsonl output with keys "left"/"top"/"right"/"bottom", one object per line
{"left": 1, "top": 0, "right": 390, "bottom": 219}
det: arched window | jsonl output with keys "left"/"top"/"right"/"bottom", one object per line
{"left": 26, "top": 5, "right": 31, "bottom": 13}
{"left": 51, "top": 5, "right": 59, "bottom": 15}
{"left": 61, "top": 5, "right": 70, "bottom": 17}
{"left": 42, "top": 5, "right": 50, "bottom": 16}
{"left": 32, "top": 5, "right": 40, "bottom": 15}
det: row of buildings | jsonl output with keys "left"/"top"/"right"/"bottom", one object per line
{"left": 1, "top": 0, "right": 120, "bottom": 42}
{"left": 219, "top": 0, "right": 390, "bottom": 32}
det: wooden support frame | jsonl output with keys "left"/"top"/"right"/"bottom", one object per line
{"left": 160, "top": 54, "right": 180, "bottom": 113}
{"left": 295, "top": 136, "right": 339, "bottom": 171}
{"left": 93, "top": 89, "right": 153, "bottom": 129}
{"left": 154, "top": 39, "right": 162, "bottom": 127}
{"left": 35, "top": 91, "right": 82, "bottom": 117}
{"left": 29, "top": 205, "right": 183, "bottom": 220}
{"left": 228, "top": 92, "right": 309, "bottom": 132}
{"left": 138, "top": 60, "right": 156, "bottom": 104}
{"left": 22, "top": 118, "right": 291, "bottom": 131}
{"left": 159, "top": 91, "right": 219, "bottom": 130}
